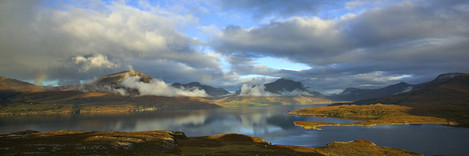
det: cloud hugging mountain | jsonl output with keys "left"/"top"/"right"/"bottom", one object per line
{"left": 1, "top": 0, "right": 469, "bottom": 94}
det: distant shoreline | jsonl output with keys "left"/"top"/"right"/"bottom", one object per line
{"left": 289, "top": 104, "right": 462, "bottom": 130}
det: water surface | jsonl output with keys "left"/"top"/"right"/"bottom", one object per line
{"left": 1, "top": 105, "right": 468, "bottom": 155}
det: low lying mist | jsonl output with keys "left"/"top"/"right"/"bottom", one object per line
{"left": 238, "top": 84, "right": 313, "bottom": 96}
{"left": 120, "top": 76, "right": 208, "bottom": 97}
{"left": 81, "top": 75, "right": 208, "bottom": 97}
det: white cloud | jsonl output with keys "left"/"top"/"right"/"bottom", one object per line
{"left": 237, "top": 83, "right": 313, "bottom": 97}
{"left": 354, "top": 71, "right": 413, "bottom": 83}
{"left": 120, "top": 75, "right": 208, "bottom": 97}
{"left": 0, "top": 1, "right": 228, "bottom": 85}
{"left": 74, "top": 54, "right": 118, "bottom": 72}
{"left": 238, "top": 84, "right": 275, "bottom": 96}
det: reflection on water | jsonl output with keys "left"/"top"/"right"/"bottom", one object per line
{"left": 1, "top": 105, "right": 468, "bottom": 155}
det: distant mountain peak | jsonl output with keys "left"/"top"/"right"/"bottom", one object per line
{"left": 95, "top": 70, "right": 152, "bottom": 85}
{"left": 187, "top": 82, "right": 202, "bottom": 86}
{"left": 433, "top": 73, "right": 464, "bottom": 83}
{"left": 396, "top": 82, "right": 410, "bottom": 85}
{"left": 265, "top": 78, "right": 307, "bottom": 93}
{"left": 414, "top": 73, "right": 464, "bottom": 89}
{"left": 332, "top": 82, "right": 414, "bottom": 101}
{"left": 0, "top": 76, "right": 36, "bottom": 92}
{"left": 171, "top": 82, "right": 229, "bottom": 97}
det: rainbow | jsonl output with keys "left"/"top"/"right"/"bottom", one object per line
{"left": 34, "top": 73, "right": 47, "bottom": 86}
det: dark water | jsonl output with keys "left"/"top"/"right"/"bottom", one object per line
{"left": 1, "top": 105, "right": 468, "bottom": 155}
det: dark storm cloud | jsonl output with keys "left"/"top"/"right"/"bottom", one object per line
{"left": 0, "top": 1, "right": 231, "bottom": 87}
{"left": 2, "top": 0, "right": 469, "bottom": 94}
{"left": 212, "top": 0, "right": 469, "bottom": 93}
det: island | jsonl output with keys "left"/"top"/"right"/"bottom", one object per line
{"left": 289, "top": 73, "right": 469, "bottom": 130}
{"left": 289, "top": 104, "right": 450, "bottom": 130}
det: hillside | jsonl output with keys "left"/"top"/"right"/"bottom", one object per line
{"left": 0, "top": 130, "right": 422, "bottom": 155}
{"left": 330, "top": 82, "right": 414, "bottom": 101}
{"left": 94, "top": 70, "right": 153, "bottom": 85}
{"left": 0, "top": 76, "right": 37, "bottom": 92}
{"left": 330, "top": 73, "right": 465, "bottom": 102}
{"left": 235, "top": 78, "right": 324, "bottom": 96}
{"left": 0, "top": 90, "right": 220, "bottom": 115}
{"left": 217, "top": 96, "right": 333, "bottom": 107}
{"left": 0, "top": 74, "right": 220, "bottom": 115}
{"left": 220, "top": 78, "right": 332, "bottom": 107}
{"left": 290, "top": 73, "right": 469, "bottom": 131}
{"left": 351, "top": 73, "right": 469, "bottom": 125}
{"left": 81, "top": 70, "right": 153, "bottom": 96}
{"left": 264, "top": 78, "right": 308, "bottom": 94}
{"left": 172, "top": 82, "right": 229, "bottom": 97}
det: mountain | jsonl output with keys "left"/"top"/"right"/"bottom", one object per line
{"left": 0, "top": 76, "right": 36, "bottom": 104}
{"left": 94, "top": 70, "right": 152, "bottom": 86}
{"left": 220, "top": 78, "right": 331, "bottom": 107}
{"left": 235, "top": 78, "right": 323, "bottom": 97}
{"left": 216, "top": 96, "right": 333, "bottom": 107}
{"left": 264, "top": 78, "right": 309, "bottom": 94}
{"left": 82, "top": 70, "right": 153, "bottom": 96}
{"left": 352, "top": 73, "right": 469, "bottom": 126}
{"left": 172, "top": 82, "right": 229, "bottom": 97}
{"left": 0, "top": 76, "right": 36, "bottom": 92}
{"left": 0, "top": 73, "right": 221, "bottom": 114}
{"left": 355, "top": 73, "right": 469, "bottom": 105}
{"left": 330, "top": 82, "right": 414, "bottom": 101}
{"left": 330, "top": 73, "right": 465, "bottom": 102}
{"left": 413, "top": 73, "right": 464, "bottom": 89}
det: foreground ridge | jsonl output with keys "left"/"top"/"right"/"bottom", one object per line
{"left": 0, "top": 130, "right": 422, "bottom": 156}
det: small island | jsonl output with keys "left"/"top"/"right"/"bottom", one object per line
{"left": 0, "top": 130, "right": 422, "bottom": 155}
{"left": 290, "top": 73, "right": 469, "bottom": 130}
{"left": 289, "top": 104, "right": 451, "bottom": 130}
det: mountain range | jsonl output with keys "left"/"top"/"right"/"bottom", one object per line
{"left": 339, "top": 73, "right": 469, "bottom": 126}
{"left": 329, "top": 73, "right": 464, "bottom": 102}
{"left": 1, "top": 71, "right": 468, "bottom": 115}
{"left": 330, "top": 82, "right": 413, "bottom": 101}
{"left": 172, "top": 82, "right": 229, "bottom": 97}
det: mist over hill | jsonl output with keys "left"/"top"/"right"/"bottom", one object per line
{"left": 330, "top": 73, "right": 465, "bottom": 102}
{"left": 330, "top": 82, "right": 414, "bottom": 101}
{"left": 235, "top": 78, "right": 324, "bottom": 97}
{"left": 81, "top": 70, "right": 208, "bottom": 97}
{"left": 172, "top": 82, "right": 230, "bottom": 97}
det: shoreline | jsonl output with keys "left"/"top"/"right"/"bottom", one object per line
{"left": 289, "top": 104, "right": 462, "bottom": 130}
{"left": 0, "top": 129, "right": 423, "bottom": 155}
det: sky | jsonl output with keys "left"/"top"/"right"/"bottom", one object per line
{"left": 1, "top": 0, "right": 469, "bottom": 94}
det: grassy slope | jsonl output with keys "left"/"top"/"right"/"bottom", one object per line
{"left": 289, "top": 104, "right": 450, "bottom": 130}
{"left": 216, "top": 96, "right": 333, "bottom": 107}
{"left": 0, "top": 90, "right": 220, "bottom": 115}
{"left": 290, "top": 74, "right": 469, "bottom": 130}
{"left": 0, "top": 130, "right": 422, "bottom": 156}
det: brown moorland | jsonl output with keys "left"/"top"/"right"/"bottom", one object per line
{"left": 290, "top": 73, "right": 469, "bottom": 130}
{"left": 216, "top": 96, "right": 333, "bottom": 107}
{"left": 0, "top": 130, "right": 422, "bottom": 156}
{"left": 289, "top": 104, "right": 449, "bottom": 130}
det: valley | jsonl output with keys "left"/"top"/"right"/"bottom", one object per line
{"left": 1, "top": 71, "right": 469, "bottom": 155}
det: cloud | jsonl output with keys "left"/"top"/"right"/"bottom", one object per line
{"left": 2, "top": 0, "right": 469, "bottom": 95}
{"left": 83, "top": 75, "right": 208, "bottom": 97}
{"left": 238, "top": 84, "right": 274, "bottom": 96}
{"left": 0, "top": 0, "right": 227, "bottom": 86}
{"left": 119, "top": 75, "right": 208, "bottom": 97}
{"left": 73, "top": 54, "right": 118, "bottom": 72}
{"left": 345, "top": 0, "right": 387, "bottom": 10}
{"left": 210, "top": 0, "right": 344, "bottom": 19}
{"left": 212, "top": 0, "right": 469, "bottom": 93}
{"left": 237, "top": 83, "right": 313, "bottom": 97}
